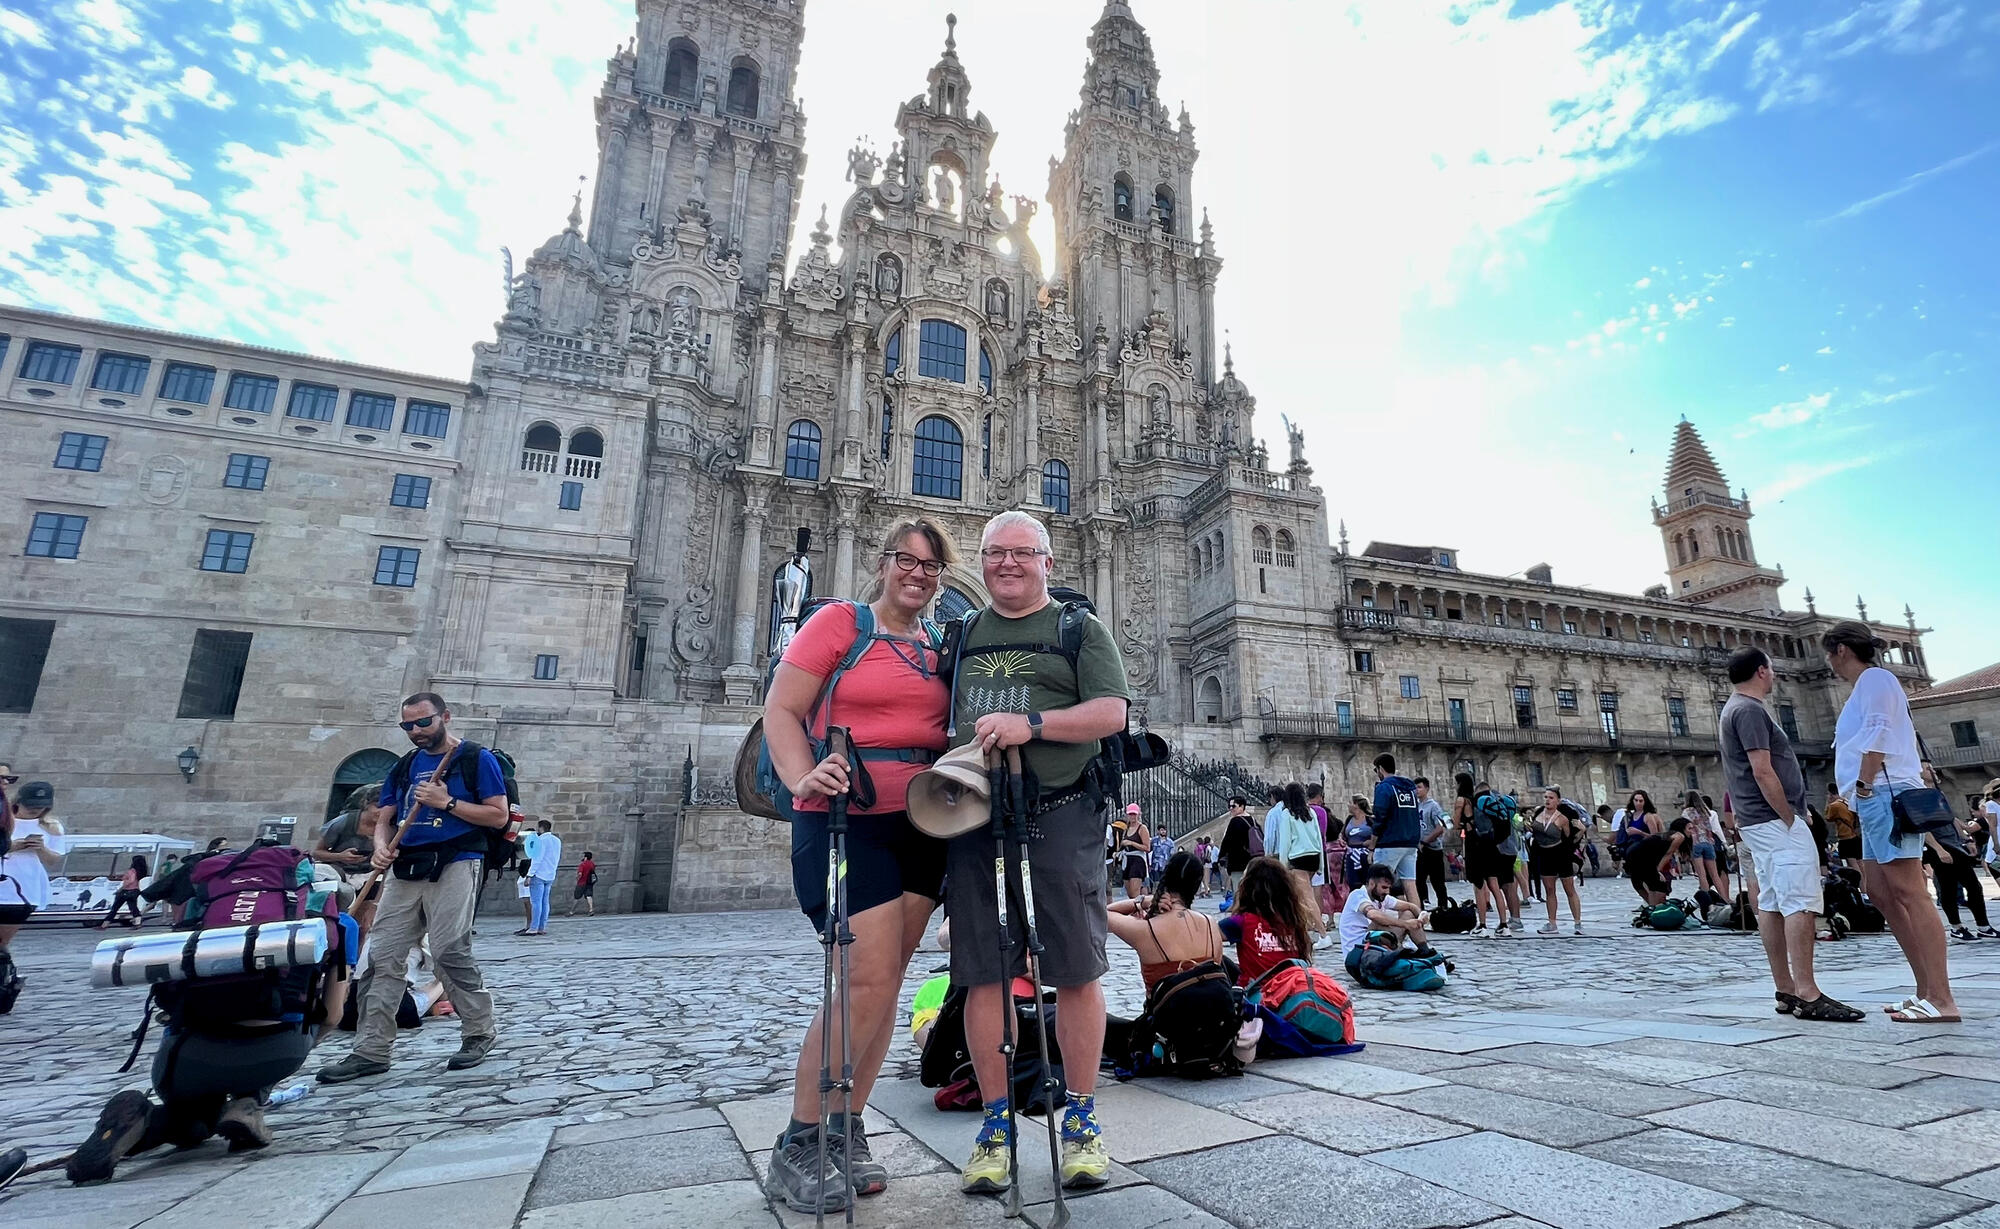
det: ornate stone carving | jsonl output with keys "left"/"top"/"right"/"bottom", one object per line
{"left": 790, "top": 207, "right": 844, "bottom": 308}
{"left": 1038, "top": 284, "right": 1082, "bottom": 354}
{"left": 672, "top": 583, "right": 717, "bottom": 665}
{"left": 875, "top": 253, "right": 902, "bottom": 298}
{"left": 691, "top": 426, "right": 743, "bottom": 477}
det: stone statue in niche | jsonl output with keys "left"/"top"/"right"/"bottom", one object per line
{"left": 985, "top": 279, "right": 1009, "bottom": 320}
{"left": 876, "top": 255, "right": 902, "bottom": 296}
{"left": 669, "top": 289, "right": 696, "bottom": 334}
{"left": 1150, "top": 388, "right": 1170, "bottom": 425}
{"left": 933, "top": 168, "right": 956, "bottom": 214}
{"left": 631, "top": 303, "right": 663, "bottom": 337}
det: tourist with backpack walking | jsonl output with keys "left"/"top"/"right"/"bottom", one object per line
{"left": 523, "top": 820, "right": 561, "bottom": 935}
{"left": 1530, "top": 791, "right": 1586, "bottom": 935}
{"left": 759, "top": 518, "right": 956, "bottom": 1215}
{"left": 943, "top": 510, "right": 1130, "bottom": 1199}
{"left": 318, "top": 693, "right": 507, "bottom": 1084}
{"left": 1, "top": 776, "right": 64, "bottom": 1014}
{"left": 1457, "top": 775, "right": 1522, "bottom": 936}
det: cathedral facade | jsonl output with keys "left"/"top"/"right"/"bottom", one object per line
{"left": 0, "top": 1, "right": 1941, "bottom": 911}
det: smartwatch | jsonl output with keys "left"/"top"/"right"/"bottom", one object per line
{"left": 445, "top": 798, "right": 459, "bottom": 814}
{"left": 1028, "top": 712, "right": 1045, "bottom": 741}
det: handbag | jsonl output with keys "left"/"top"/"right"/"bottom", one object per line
{"left": 1886, "top": 731, "right": 1959, "bottom": 844}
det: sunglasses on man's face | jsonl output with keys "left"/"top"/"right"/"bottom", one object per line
{"left": 399, "top": 715, "right": 440, "bottom": 731}
{"left": 0, "top": 774, "right": 17, "bottom": 784}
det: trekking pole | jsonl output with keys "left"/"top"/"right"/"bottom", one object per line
{"left": 1005, "top": 746, "right": 1070, "bottom": 1229}
{"left": 350, "top": 741, "right": 465, "bottom": 905}
{"left": 985, "top": 748, "right": 1026, "bottom": 1218}
{"left": 816, "top": 726, "right": 858, "bottom": 1229}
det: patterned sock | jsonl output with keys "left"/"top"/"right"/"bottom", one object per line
{"left": 1060, "top": 1091, "right": 1099, "bottom": 1142}
{"left": 974, "top": 1098, "right": 1011, "bottom": 1148}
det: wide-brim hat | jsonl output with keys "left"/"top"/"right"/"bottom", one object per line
{"left": 907, "top": 743, "right": 993, "bottom": 839}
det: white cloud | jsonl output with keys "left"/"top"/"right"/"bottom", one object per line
{"left": 1753, "top": 455, "right": 1878, "bottom": 504}
{"left": 1751, "top": 390, "right": 1833, "bottom": 430}
{"left": 1815, "top": 138, "right": 2000, "bottom": 224}
{"left": 0, "top": 8, "right": 54, "bottom": 49}
{"left": 1816, "top": 345, "right": 1836, "bottom": 355}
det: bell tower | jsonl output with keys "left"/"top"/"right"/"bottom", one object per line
{"left": 1654, "top": 419, "right": 1786, "bottom": 614}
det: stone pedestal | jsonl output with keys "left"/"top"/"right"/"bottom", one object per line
{"left": 608, "top": 805, "right": 645, "bottom": 913}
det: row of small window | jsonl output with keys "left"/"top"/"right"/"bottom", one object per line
{"left": 4, "top": 338, "right": 450, "bottom": 437}
{"left": 661, "top": 39, "right": 760, "bottom": 117}
{"left": 53, "top": 434, "right": 434, "bottom": 507}
{"left": 24, "top": 513, "right": 424, "bottom": 585}
{"left": 787, "top": 413, "right": 1072, "bottom": 512}
{"left": 1367, "top": 595, "right": 1670, "bottom": 643}
{"left": 1342, "top": 664, "right": 1801, "bottom": 741}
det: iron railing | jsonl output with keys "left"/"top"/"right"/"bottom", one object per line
{"left": 1259, "top": 712, "right": 1833, "bottom": 760}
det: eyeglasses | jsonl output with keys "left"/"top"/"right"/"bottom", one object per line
{"left": 0, "top": 774, "right": 16, "bottom": 785}
{"left": 980, "top": 547, "right": 1049, "bottom": 564}
{"left": 882, "top": 550, "right": 945, "bottom": 577}
{"left": 399, "top": 715, "right": 440, "bottom": 731}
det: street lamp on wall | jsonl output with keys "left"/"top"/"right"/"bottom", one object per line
{"left": 176, "top": 746, "right": 200, "bottom": 783}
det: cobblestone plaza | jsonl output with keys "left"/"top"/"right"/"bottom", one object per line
{"left": 7, "top": 876, "right": 2000, "bottom": 1228}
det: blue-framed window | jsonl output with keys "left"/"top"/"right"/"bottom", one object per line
{"left": 883, "top": 329, "right": 901, "bottom": 376}
{"left": 979, "top": 346, "right": 993, "bottom": 396}
{"left": 224, "top": 453, "right": 269, "bottom": 490}
{"left": 559, "top": 480, "right": 583, "bottom": 510}
{"left": 403, "top": 399, "right": 451, "bottom": 438}
{"left": 1335, "top": 700, "right": 1355, "bottom": 737}
{"left": 534, "top": 654, "right": 559, "bottom": 680}
{"left": 1400, "top": 675, "right": 1421, "bottom": 700}
{"left": 1041, "top": 459, "right": 1070, "bottom": 515}
{"left": 26, "top": 512, "right": 87, "bottom": 559}
{"left": 346, "top": 391, "right": 396, "bottom": 430}
{"left": 90, "top": 352, "right": 150, "bottom": 394}
{"left": 55, "top": 432, "right": 108, "bottom": 472}
{"left": 1668, "top": 696, "right": 1689, "bottom": 737}
{"left": 912, "top": 415, "right": 964, "bottom": 500}
{"left": 20, "top": 341, "right": 81, "bottom": 384}
{"left": 917, "top": 319, "right": 967, "bottom": 381}
{"left": 373, "top": 545, "right": 421, "bottom": 587}
{"left": 223, "top": 372, "right": 279, "bottom": 414}
{"left": 286, "top": 381, "right": 338, "bottom": 421}
{"left": 390, "top": 474, "right": 430, "bottom": 508}
{"left": 200, "top": 529, "right": 255, "bottom": 573}
{"left": 783, "top": 419, "right": 821, "bottom": 480}
{"left": 158, "top": 362, "right": 216, "bottom": 404}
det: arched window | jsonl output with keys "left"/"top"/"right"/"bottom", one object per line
{"left": 1155, "top": 185, "right": 1175, "bottom": 235}
{"left": 1275, "top": 528, "right": 1295, "bottom": 565}
{"left": 566, "top": 428, "right": 603, "bottom": 458}
{"left": 1041, "top": 459, "right": 1071, "bottom": 515}
{"left": 1196, "top": 676, "right": 1224, "bottom": 725}
{"left": 726, "top": 59, "right": 759, "bottom": 117}
{"left": 1674, "top": 534, "right": 1688, "bottom": 565}
{"left": 917, "top": 319, "right": 967, "bottom": 381}
{"left": 883, "top": 328, "right": 901, "bottom": 377}
{"left": 936, "top": 586, "right": 977, "bottom": 624}
{"left": 1213, "top": 531, "right": 1224, "bottom": 566}
{"left": 563, "top": 427, "right": 604, "bottom": 479}
{"left": 664, "top": 38, "right": 699, "bottom": 100}
{"left": 1689, "top": 534, "right": 1700, "bottom": 558}
{"left": 912, "top": 416, "right": 964, "bottom": 500}
{"left": 1113, "top": 175, "right": 1134, "bottom": 222}
{"left": 783, "top": 420, "right": 821, "bottom": 481}
{"left": 1252, "top": 525, "right": 1273, "bottom": 564}
{"left": 880, "top": 398, "right": 893, "bottom": 461}
{"left": 522, "top": 421, "right": 561, "bottom": 472}
{"left": 981, "top": 413, "right": 992, "bottom": 478}
{"left": 979, "top": 346, "right": 993, "bottom": 396}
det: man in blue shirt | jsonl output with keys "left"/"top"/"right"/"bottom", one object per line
{"left": 1371, "top": 753, "right": 1424, "bottom": 906}
{"left": 319, "top": 693, "right": 507, "bottom": 1083}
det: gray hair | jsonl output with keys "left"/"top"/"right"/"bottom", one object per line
{"left": 980, "top": 509, "right": 1052, "bottom": 554}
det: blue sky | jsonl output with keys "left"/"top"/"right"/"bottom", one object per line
{"left": 1, "top": 0, "right": 1994, "bottom": 679}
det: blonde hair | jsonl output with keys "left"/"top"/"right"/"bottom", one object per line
{"left": 859, "top": 517, "right": 959, "bottom": 601}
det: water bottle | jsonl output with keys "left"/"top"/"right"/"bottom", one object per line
{"left": 265, "top": 1079, "right": 312, "bottom": 1108}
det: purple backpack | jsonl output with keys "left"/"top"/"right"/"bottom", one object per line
{"left": 190, "top": 845, "right": 311, "bottom": 927}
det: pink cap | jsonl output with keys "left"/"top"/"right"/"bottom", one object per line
{"left": 1125, "top": 803, "right": 1142, "bottom": 814}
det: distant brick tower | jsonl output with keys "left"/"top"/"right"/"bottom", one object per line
{"left": 1654, "top": 419, "right": 1786, "bottom": 614}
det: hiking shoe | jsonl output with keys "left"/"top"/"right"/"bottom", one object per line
{"left": 1950, "top": 926, "right": 1977, "bottom": 943}
{"left": 67, "top": 1090, "right": 153, "bottom": 1184}
{"left": 1060, "top": 1135, "right": 1111, "bottom": 1189}
{"left": 960, "top": 1137, "right": 1011, "bottom": 1194}
{"left": 1537, "top": 922, "right": 1559, "bottom": 935}
{"left": 843, "top": 1117, "right": 888, "bottom": 1196}
{"left": 767, "top": 1127, "right": 852, "bottom": 1214}
{"left": 317, "top": 1054, "right": 391, "bottom": 1084}
{"left": 216, "top": 1097, "right": 271, "bottom": 1153}
{"left": 447, "top": 1034, "right": 498, "bottom": 1070}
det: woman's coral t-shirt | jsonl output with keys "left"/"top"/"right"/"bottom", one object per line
{"left": 777, "top": 603, "right": 949, "bottom": 816}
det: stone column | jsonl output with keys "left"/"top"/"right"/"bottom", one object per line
{"left": 749, "top": 314, "right": 782, "bottom": 467}
{"left": 1091, "top": 522, "right": 1116, "bottom": 633}
{"left": 832, "top": 487, "right": 863, "bottom": 599}
{"left": 721, "top": 482, "right": 771, "bottom": 702}
{"left": 609, "top": 804, "right": 644, "bottom": 913}
{"left": 838, "top": 328, "right": 867, "bottom": 481}
{"left": 1021, "top": 375, "right": 1041, "bottom": 494}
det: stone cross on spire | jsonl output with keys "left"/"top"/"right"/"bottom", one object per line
{"left": 1856, "top": 595, "right": 1869, "bottom": 621}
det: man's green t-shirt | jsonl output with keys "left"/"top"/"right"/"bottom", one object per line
{"left": 949, "top": 601, "right": 1130, "bottom": 792}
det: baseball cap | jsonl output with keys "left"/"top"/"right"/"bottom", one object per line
{"left": 16, "top": 781, "right": 55, "bottom": 808}
{"left": 1125, "top": 803, "right": 1141, "bottom": 815}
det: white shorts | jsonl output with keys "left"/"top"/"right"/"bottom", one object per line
{"left": 1739, "top": 818, "right": 1822, "bottom": 917}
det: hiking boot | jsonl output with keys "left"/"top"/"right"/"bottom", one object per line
{"left": 446, "top": 1034, "right": 498, "bottom": 1070}
{"left": 843, "top": 1117, "right": 888, "bottom": 1196}
{"left": 767, "top": 1127, "right": 852, "bottom": 1214}
{"left": 317, "top": 1054, "right": 391, "bottom": 1084}
{"left": 1060, "top": 1135, "right": 1110, "bottom": 1189}
{"left": 67, "top": 1090, "right": 153, "bottom": 1184}
{"left": 959, "top": 1137, "right": 1011, "bottom": 1194}
{"left": 216, "top": 1097, "right": 271, "bottom": 1153}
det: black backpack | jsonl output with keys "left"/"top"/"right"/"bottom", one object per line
{"left": 1125, "top": 962, "right": 1244, "bottom": 1079}
{"left": 918, "top": 983, "right": 1066, "bottom": 1114}
{"left": 1824, "top": 869, "right": 1885, "bottom": 933}
{"left": 1431, "top": 896, "right": 1477, "bottom": 934}
{"left": 384, "top": 741, "right": 520, "bottom": 872}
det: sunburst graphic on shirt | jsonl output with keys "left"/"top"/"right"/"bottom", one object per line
{"left": 966, "top": 651, "right": 1037, "bottom": 680}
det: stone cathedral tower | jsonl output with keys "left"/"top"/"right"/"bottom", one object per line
{"left": 1654, "top": 419, "right": 1785, "bottom": 614}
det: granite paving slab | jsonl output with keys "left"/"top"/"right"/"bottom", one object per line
{"left": 1377, "top": 1085, "right": 1648, "bottom": 1147}
{"left": 1258, "top": 1055, "right": 1446, "bottom": 1097}
{"left": 1230, "top": 1089, "right": 1474, "bottom": 1152}
{"left": 1020, "top": 1182, "right": 1232, "bottom": 1229}
{"left": 1580, "top": 1128, "right": 1984, "bottom": 1229}
{"left": 552, "top": 1105, "right": 727, "bottom": 1147}
{"left": 355, "top": 1121, "right": 553, "bottom": 1194}
{"left": 1140, "top": 1070, "right": 1301, "bottom": 1108}
{"left": 1343, "top": 1043, "right": 1488, "bottom": 1073}
{"left": 1459, "top": 1012, "right": 1619, "bottom": 1028}
{"left": 768, "top": 1172, "right": 1028, "bottom": 1228}
{"left": 319, "top": 1172, "right": 536, "bottom": 1229}
{"left": 1360, "top": 1025, "right": 1538, "bottom": 1054}
{"left": 1612, "top": 1036, "right": 1934, "bottom": 1089}
{"left": 1090, "top": 1080, "right": 1276, "bottom": 1162}
{"left": 748, "top": 1126, "right": 949, "bottom": 1185}
{"left": 525, "top": 1126, "right": 754, "bottom": 1208}
{"left": 1575, "top": 1019, "right": 1799, "bottom": 1045}
{"left": 1897, "top": 1055, "right": 2000, "bottom": 1083}
{"left": 1138, "top": 1134, "right": 1506, "bottom": 1229}
{"left": 0, "top": 1166, "right": 234, "bottom": 1229}
{"left": 719, "top": 1091, "right": 800, "bottom": 1153}
{"left": 135, "top": 1152, "right": 391, "bottom": 1229}
{"left": 1682, "top": 1209, "right": 1839, "bottom": 1229}
{"left": 1906, "top": 1077, "right": 2000, "bottom": 1111}
{"left": 1946, "top": 1166, "right": 2000, "bottom": 1200}
{"left": 1920, "top": 1110, "right": 2000, "bottom": 1148}
{"left": 1446, "top": 1061, "right": 1705, "bottom": 1116}
{"left": 1484, "top": 1041, "right": 1739, "bottom": 1083}
{"left": 1681, "top": 1070, "right": 1966, "bottom": 1128}
{"left": 1373, "top": 1130, "right": 1741, "bottom": 1229}
{"left": 864, "top": 1078, "right": 1146, "bottom": 1206}
{"left": 518, "top": 1178, "right": 779, "bottom": 1229}
{"left": 1646, "top": 1096, "right": 2000, "bottom": 1183}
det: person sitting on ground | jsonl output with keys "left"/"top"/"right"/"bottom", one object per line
{"left": 1627, "top": 817, "right": 1692, "bottom": 906}
{"left": 1104, "top": 851, "right": 1237, "bottom": 1073}
{"left": 1218, "top": 856, "right": 1316, "bottom": 988}
{"left": 1338, "top": 863, "right": 1449, "bottom": 990}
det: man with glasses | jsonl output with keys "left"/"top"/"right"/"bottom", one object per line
{"left": 944, "top": 510, "right": 1130, "bottom": 1197}
{"left": 319, "top": 694, "right": 505, "bottom": 1082}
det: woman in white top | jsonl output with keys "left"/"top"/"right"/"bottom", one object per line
{"left": 1826, "top": 621, "right": 1959, "bottom": 1023}
{"left": 2, "top": 777, "right": 68, "bottom": 1012}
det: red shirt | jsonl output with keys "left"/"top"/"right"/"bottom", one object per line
{"left": 1227, "top": 913, "right": 1306, "bottom": 987}
{"left": 775, "top": 603, "right": 949, "bottom": 816}
{"left": 575, "top": 858, "right": 595, "bottom": 888}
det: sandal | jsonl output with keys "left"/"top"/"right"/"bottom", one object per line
{"left": 1775, "top": 992, "right": 1801, "bottom": 1015}
{"left": 1888, "top": 998, "right": 1962, "bottom": 1024}
{"left": 1881, "top": 996, "right": 1919, "bottom": 1015}
{"left": 1793, "top": 995, "right": 1865, "bottom": 1023}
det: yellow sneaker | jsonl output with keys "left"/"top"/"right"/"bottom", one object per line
{"left": 1060, "top": 1134, "right": 1110, "bottom": 1189}
{"left": 960, "top": 1137, "right": 1011, "bottom": 1194}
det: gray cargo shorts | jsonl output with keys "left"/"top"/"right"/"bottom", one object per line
{"left": 944, "top": 792, "right": 1110, "bottom": 989}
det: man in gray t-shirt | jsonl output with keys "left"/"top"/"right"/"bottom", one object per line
{"left": 1716, "top": 647, "right": 1859, "bottom": 1022}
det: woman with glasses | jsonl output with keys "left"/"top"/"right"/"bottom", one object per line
{"left": 762, "top": 518, "right": 959, "bottom": 1215}
{"left": 1825, "top": 620, "right": 1960, "bottom": 1023}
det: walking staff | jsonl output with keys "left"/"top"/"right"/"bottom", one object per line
{"left": 815, "top": 726, "right": 857, "bottom": 1229}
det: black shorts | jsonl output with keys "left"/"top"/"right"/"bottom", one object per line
{"left": 573, "top": 884, "right": 593, "bottom": 899}
{"left": 1836, "top": 836, "right": 1863, "bottom": 860}
{"left": 1530, "top": 848, "right": 1573, "bottom": 879}
{"left": 1120, "top": 852, "right": 1147, "bottom": 881}
{"left": 946, "top": 793, "right": 1109, "bottom": 989}
{"left": 1287, "top": 853, "right": 1322, "bottom": 875}
{"left": 1629, "top": 868, "right": 1672, "bottom": 897}
{"left": 0, "top": 904, "right": 34, "bottom": 926}
{"left": 791, "top": 808, "right": 945, "bottom": 935}
{"left": 1465, "top": 844, "right": 1514, "bottom": 885}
